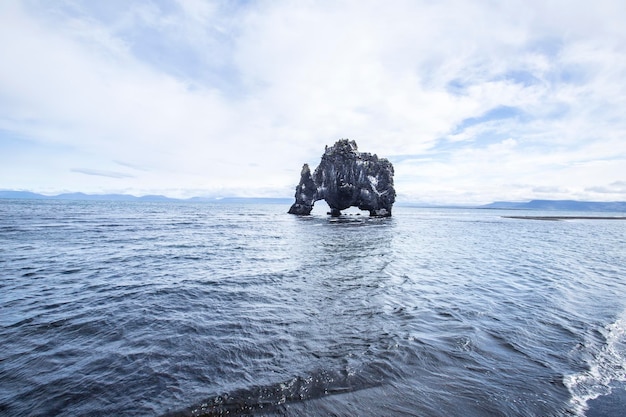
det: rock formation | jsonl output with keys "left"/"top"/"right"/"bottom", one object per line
{"left": 288, "top": 139, "right": 395, "bottom": 217}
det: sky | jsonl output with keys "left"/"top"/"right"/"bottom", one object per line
{"left": 1, "top": 0, "right": 626, "bottom": 204}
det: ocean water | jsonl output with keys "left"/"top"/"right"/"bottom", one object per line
{"left": 1, "top": 199, "right": 625, "bottom": 417}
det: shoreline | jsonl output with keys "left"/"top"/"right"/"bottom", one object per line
{"left": 503, "top": 216, "right": 626, "bottom": 221}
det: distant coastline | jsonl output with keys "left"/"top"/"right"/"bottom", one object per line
{"left": 480, "top": 199, "right": 626, "bottom": 212}
{"left": 0, "top": 191, "right": 291, "bottom": 204}
{"left": 1, "top": 191, "right": 625, "bottom": 212}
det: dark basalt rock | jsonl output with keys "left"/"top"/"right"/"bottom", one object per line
{"left": 288, "top": 139, "right": 395, "bottom": 217}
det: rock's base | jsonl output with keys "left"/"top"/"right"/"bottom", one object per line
{"left": 287, "top": 203, "right": 313, "bottom": 215}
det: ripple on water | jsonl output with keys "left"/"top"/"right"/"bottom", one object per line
{"left": 1, "top": 202, "right": 626, "bottom": 416}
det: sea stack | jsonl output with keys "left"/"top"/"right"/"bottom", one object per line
{"left": 288, "top": 139, "right": 395, "bottom": 217}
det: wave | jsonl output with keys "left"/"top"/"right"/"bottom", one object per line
{"left": 563, "top": 310, "right": 626, "bottom": 416}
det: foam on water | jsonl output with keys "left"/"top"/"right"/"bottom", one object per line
{"left": 564, "top": 309, "right": 626, "bottom": 415}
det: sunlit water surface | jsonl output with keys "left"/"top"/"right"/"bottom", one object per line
{"left": 1, "top": 200, "right": 625, "bottom": 416}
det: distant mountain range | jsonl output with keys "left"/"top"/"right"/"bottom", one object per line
{"left": 480, "top": 200, "right": 626, "bottom": 212}
{"left": 0, "top": 191, "right": 291, "bottom": 204}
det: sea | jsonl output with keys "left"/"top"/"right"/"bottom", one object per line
{"left": 1, "top": 199, "right": 625, "bottom": 417}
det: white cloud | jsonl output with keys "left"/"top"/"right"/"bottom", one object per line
{"left": 1, "top": 0, "right": 625, "bottom": 202}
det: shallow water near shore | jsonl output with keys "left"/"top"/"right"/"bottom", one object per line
{"left": 1, "top": 199, "right": 625, "bottom": 416}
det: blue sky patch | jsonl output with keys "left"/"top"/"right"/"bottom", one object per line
{"left": 455, "top": 106, "right": 526, "bottom": 133}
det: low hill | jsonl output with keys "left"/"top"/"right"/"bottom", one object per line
{"left": 481, "top": 200, "right": 626, "bottom": 212}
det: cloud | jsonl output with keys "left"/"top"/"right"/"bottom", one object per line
{"left": 113, "top": 160, "right": 149, "bottom": 171}
{"left": 71, "top": 168, "right": 135, "bottom": 179}
{"left": 0, "top": 0, "right": 625, "bottom": 202}
{"left": 586, "top": 181, "right": 626, "bottom": 195}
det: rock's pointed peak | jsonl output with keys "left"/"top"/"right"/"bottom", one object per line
{"left": 300, "top": 163, "right": 311, "bottom": 176}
